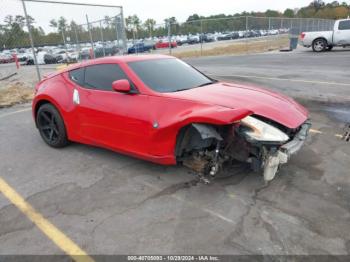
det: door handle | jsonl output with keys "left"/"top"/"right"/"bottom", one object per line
{"left": 73, "top": 89, "right": 80, "bottom": 105}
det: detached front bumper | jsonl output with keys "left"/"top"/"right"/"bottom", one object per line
{"left": 263, "top": 121, "right": 312, "bottom": 181}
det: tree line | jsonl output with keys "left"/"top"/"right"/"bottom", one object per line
{"left": 1, "top": 0, "right": 349, "bottom": 49}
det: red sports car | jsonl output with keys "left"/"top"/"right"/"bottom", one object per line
{"left": 155, "top": 41, "right": 177, "bottom": 49}
{"left": 32, "top": 55, "right": 310, "bottom": 182}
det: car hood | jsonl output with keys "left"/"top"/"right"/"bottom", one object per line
{"left": 166, "top": 82, "right": 308, "bottom": 129}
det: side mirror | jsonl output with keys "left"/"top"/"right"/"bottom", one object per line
{"left": 112, "top": 79, "right": 131, "bottom": 93}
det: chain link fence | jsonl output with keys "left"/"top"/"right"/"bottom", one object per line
{"left": 0, "top": 0, "right": 127, "bottom": 82}
{"left": 123, "top": 16, "right": 334, "bottom": 57}
{"left": 0, "top": 0, "right": 336, "bottom": 83}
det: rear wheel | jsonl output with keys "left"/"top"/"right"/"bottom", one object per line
{"left": 36, "top": 103, "right": 69, "bottom": 148}
{"left": 312, "top": 38, "right": 327, "bottom": 52}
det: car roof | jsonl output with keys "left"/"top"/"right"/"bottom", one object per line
{"left": 41, "top": 54, "right": 174, "bottom": 80}
{"left": 62, "top": 54, "right": 174, "bottom": 72}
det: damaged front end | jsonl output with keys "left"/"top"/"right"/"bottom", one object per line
{"left": 176, "top": 117, "right": 311, "bottom": 183}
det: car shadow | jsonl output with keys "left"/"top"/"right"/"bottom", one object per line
{"left": 297, "top": 47, "right": 350, "bottom": 53}
{"left": 67, "top": 142, "right": 264, "bottom": 188}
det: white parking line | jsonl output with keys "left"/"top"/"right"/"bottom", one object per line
{"left": 0, "top": 107, "right": 32, "bottom": 119}
{"left": 209, "top": 74, "right": 350, "bottom": 87}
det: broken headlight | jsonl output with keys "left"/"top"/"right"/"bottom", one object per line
{"left": 240, "top": 116, "right": 289, "bottom": 143}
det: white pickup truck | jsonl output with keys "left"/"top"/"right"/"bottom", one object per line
{"left": 300, "top": 18, "right": 350, "bottom": 52}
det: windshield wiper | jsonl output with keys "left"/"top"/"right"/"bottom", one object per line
{"left": 173, "top": 81, "right": 216, "bottom": 92}
{"left": 197, "top": 81, "right": 215, "bottom": 87}
{"left": 173, "top": 88, "right": 190, "bottom": 92}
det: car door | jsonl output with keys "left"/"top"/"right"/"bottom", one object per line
{"left": 69, "top": 63, "right": 152, "bottom": 156}
{"left": 333, "top": 20, "right": 350, "bottom": 45}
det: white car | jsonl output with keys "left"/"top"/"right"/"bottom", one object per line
{"left": 300, "top": 19, "right": 350, "bottom": 52}
{"left": 268, "top": 29, "right": 279, "bottom": 35}
{"left": 36, "top": 51, "right": 47, "bottom": 65}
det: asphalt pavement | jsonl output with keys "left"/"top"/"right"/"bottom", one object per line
{"left": 186, "top": 47, "right": 350, "bottom": 103}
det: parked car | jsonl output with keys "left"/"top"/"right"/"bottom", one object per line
{"left": 95, "top": 45, "right": 119, "bottom": 57}
{"left": 17, "top": 52, "right": 31, "bottom": 62}
{"left": 79, "top": 48, "right": 91, "bottom": 60}
{"left": 0, "top": 54, "right": 14, "bottom": 63}
{"left": 44, "top": 54, "right": 58, "bottom": 64}
{"left": 238, "top": 31, "right": 245, "bottom": 38}
{"left": 217, "top": 32, "right": 239, "bottom": 41}
{"left": 200, "top": 33, "right": 216, "bottom": 42}
{"left": 24, "top": 54, "right": 34, "bottom": 65}
{"left": 244, "top": 31, "right": 257, "bottom": 38}
{"left": 32, "top": 55, "right": 310, "bottom": 183}
{"left": 252, "top": 30, "right": 261, "bottom": 37}
{"left": 128, "top": 42, "right": 153, "bottom": 54}
{"left": 176, "top": 36, "right": 188, "bottom": 46}
{"left": 155, "top": 40, "right": 177, "bottom": 49}
{"left": 259, "top": 30, "right": 268, "bottom": 36}
{"left": 187, "top": 35, "right": 200, "bottom": 44}
{"left": 231, "top": 32, "right": 240, "bottom": 39}
{"left": 217, "top": 33, "right": 233, "bottom": 41}
{"left": 60, "top": 53, "right": 79, "bottom": 64}
{"left": 300, "top": 18, "right": 350, "bottom": 52}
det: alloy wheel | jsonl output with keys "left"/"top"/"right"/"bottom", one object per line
{"left": 38, "top": 110, "right": 60, "bottom": 144}
{"left": 314, "top": 40, "right": 325, "bottom": 52}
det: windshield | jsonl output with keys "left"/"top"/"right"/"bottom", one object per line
{"left": 128, "top": 58, "right": 215, "bottom": 93}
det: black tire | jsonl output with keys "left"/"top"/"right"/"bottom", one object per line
{"left": 312, "top": 38, "right": 327, "bottom": 52}
{"left": 36, "top": 103, "right": 69, "bottom": 148}
{"left": 327, "top": 45, "right": 333, "bottom": 51}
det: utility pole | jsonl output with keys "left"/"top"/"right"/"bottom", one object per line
{"left": 99, "top": 21, "right": 106, "bottom": 56}
{"left": 86, "top": 14, "right": 95, "bottom": 59}
{"left": 120, "top": 7, "right": 127, "bottom": 54}
{"left": 21, "top": 0, "right": 41, "bottom": 81}
{"left": 168, "top": 20, "right": 171, "bottom": 55}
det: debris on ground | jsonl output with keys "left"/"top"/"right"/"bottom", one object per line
{"left": 0, "top": 82, "right": 34, "bottom": 108}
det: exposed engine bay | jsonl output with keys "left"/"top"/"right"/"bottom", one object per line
{"left": 176, "top": 116, "right": 311, "bottom": 183}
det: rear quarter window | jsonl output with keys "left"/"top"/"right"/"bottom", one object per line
{"left": 69, "top": 68, "right": 85, "bottom": 86}
{"left": 338, "top": 20, "right": 350, "bottom": 30}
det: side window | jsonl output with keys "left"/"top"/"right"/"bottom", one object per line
{"left": 69, "top": 68, "right": 85, "bottom": 86}
{"left": 84, "top": 64, "right": 129, "bottom": 91}
{"left": 338, "top": 20, "right": 350, "bottom": 30}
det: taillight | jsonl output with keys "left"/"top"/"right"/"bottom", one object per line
{"left": 300, "top": 33, "right": 306, "bottom": 39}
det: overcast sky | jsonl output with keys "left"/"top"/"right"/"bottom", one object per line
{"left": 1, "top": 0, "right": 349, "bottom": 32}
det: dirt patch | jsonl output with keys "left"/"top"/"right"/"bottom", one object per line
{"left": 0, "top": 82, "right": 34, "bottom": 108}
{"left": 174, "top": 36, "right": 289, "bottom": 59}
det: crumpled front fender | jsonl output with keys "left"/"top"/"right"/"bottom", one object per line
{"left": 148, "top": 100, "right": 252, "bottom": 158}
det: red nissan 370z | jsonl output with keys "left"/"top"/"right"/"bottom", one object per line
{"left": 32, "top": 55, "right": 310, "bottom": 182}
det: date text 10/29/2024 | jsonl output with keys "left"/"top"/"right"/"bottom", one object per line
{"left": 128, "top": 256, "right": 220, "bottom": 261}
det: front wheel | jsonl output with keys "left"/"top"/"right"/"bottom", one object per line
{"left": 36, "top": 103, "right": 69, "bottom": 148}
{"left": 312, "top": 39, "right": 327, "bottom": 52}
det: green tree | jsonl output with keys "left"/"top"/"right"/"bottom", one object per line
{"left": 144, "top": 18, "right": 156, "bottom": 37}
{"left": 125, "top": 15, "right": 142, "bottom": 39}
{"left": 283, "top": 8, "right": 295, "bottom": 18}
{"left": 58, "top": 16, "right": 68, "bottom": 32}
{"left": 186, "top": 14, "right": 200, "bottom": 22}
{"left": 265, "top": 9, "right": 281, "bottom": 17}
{"left": 1, "top": 15, "right": 34, "bottom": 48}
{"left": 49, "top": 19, "right": 58, "bottom": 30}
{"left": 165, "top": 17, "right": 177, "bottom": 24}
